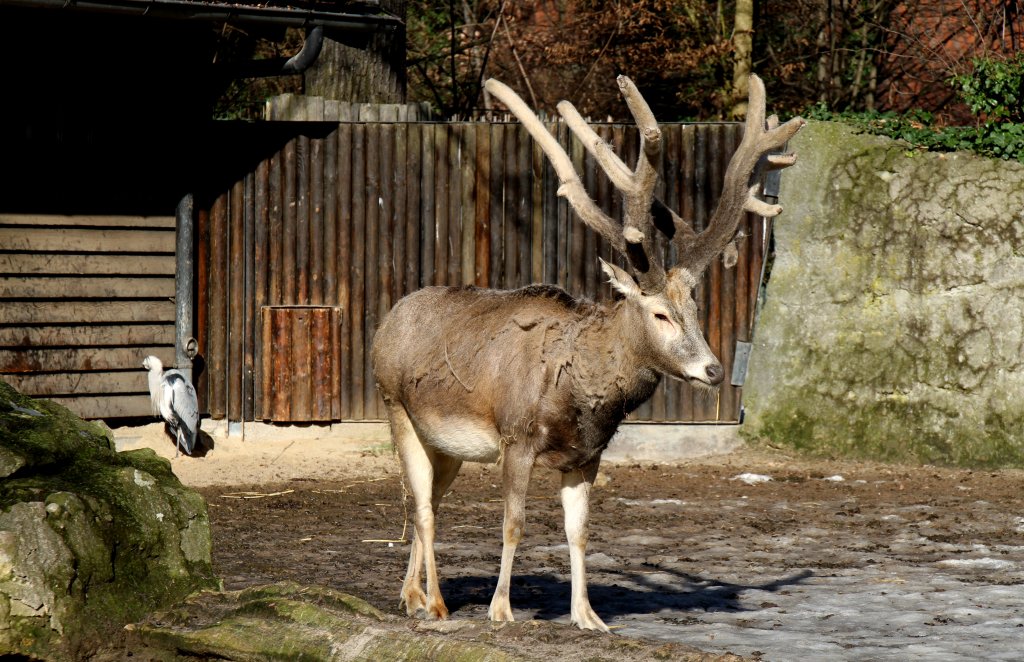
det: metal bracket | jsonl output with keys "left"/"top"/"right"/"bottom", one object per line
{"left": 731, "top": 341, "right": 752, "bottom": 386}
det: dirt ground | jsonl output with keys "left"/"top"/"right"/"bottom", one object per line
{"left": 110, "top": 423, "right": 1024, "bottom": 661}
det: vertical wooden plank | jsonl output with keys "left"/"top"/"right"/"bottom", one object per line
{"left": 461, "top": 123, "right": 477, "bottom": 286}
{"left": 556, "top": 122, "right": 570, "bottom": 289}
{"left": 705, "top": 125, "right": 723, "bottom": 422}
{"left": 269, "top": 150, "right": 284, "bottom": 306}
{"left": 323, "top": 127, "right": 340, "bottom": 418}
{"left": 516, "top": 124, "right": 531, "bottom": 287}
{"left": 584, "top": 126, "right": 603, "bottom": 302}
{"left": 296, "top": 134, "right": 311, "bottom": 305}
{"left": 405, "top": 124, "right": 422, "bottom": 295}
{"left": 719, "top": 124, "right": 741, "bottom": 421}
{"left": 376, "top": 122, "right": 391, "bottom": 420}
{"left": 349, "top": 124, "right": 366, "bottom": 420}
{"left": 663, "top": 124, "right": 682, "bottom": 421}
{"left": 433, "top": 123, "right": 449, "bottom": 285}
{"left": 675, "top": 126, "right": 700, "bottom": 420}
{"left": 363, "top": 123, "right": 381, "bottom": 418}
{"left": 195, "top": 204, "right": 210, "bottom": 415}
{"left": 420, "top": 126, "right": 436, "bottom": 288}
{"left": 541, "top": 121, "right": 558, "bottom": 284}
{"left": 331, "top": 306, "right": 342, "bottom": 419}
{"left": 503, "top": 124, "right": 519, "bottom": 289}
{"left": 530, "top": 123, "right": 544, "bottom": 284}
{"left": 310, "top": 308, "right": 332, "bottom": 420}
{"left": 254, "top": 158, "right": 270, "bottom": 420}
{"left": 568, "top": 126, "right": 586, "bottom": 297}
{"left": 393, "top": 122, "right": 408, "bottom": 297}
{"left": 336, "top": 123, "right": 354, "bottom": 420}
{"left": 282, "top": 139, "right": 297, "bottom": 305}
{"left": 310, "top": 133, "right": 326, "bottom": 306}
{"left": 260, "top": 307, "right": 272, "bottom": 419}
{"left": 242, "top": 172, "right": 256, "bottom": 422}
{"left": 207, "top": 192, "right": 228, "bottom": 419}
{"left": 291, "top": 308, "right": 312, "bottom": 420}
{"left": 684, "top": 125, "right": 702, "bottom": 422}
{"left": 228, "top": 179, "right": 244, "bottom": 422}
{"left": 447, "top": 125, "right": 462, "bottom": 286}
{"left": 271, "top": 308, "right": 291, "bottom": 420}
{"left": 474, "top": 123, "right": 491, "bottom": 287}
{"left": 488, "top": 124, "right": 504, "bottom": 289}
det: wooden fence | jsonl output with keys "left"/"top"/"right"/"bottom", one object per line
{"left": 197, "top": 119, "right": 769, "bottom": 424}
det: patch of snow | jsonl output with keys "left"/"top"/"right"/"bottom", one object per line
{"left": 731, "top": 473, "right": 773, "bottom": 485}
{"left": 823, "top": 475, "right": 845, "bottom": 482}
{"left": 936, "top": 558, "right": 1016, "bottom": 571}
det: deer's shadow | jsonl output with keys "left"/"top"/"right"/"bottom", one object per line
{"left": 441, "top": 567, "right": 813, "bottom": 621}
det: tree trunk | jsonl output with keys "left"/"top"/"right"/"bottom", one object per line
{"left": 731, "top": 0, "right": 754, "bottom": 118}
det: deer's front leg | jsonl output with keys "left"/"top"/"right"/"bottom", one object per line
{"left": 561, "top": 459, "right": 610, "bottom": 632}
{"left": 488, "top": 449, "right": 534, "bottom": 622}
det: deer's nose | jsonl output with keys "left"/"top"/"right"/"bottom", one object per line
{"left": 705, "top": 363, "right": 724, "bottom": 386}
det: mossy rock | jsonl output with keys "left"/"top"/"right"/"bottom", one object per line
{"left": 0, "top": 379, "right": 219, "bottom": 660}
{"left": 743, "top": 121, "right": 1024, "bottom": 467}
{"left": 125, "top": 581, "right": 736, "bottom": 662}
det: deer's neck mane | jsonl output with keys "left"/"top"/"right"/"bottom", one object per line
{"left": 568, "top": 299, "right": 660, "bottom": 422}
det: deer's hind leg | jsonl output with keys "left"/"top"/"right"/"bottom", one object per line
{"left": 388, "top": 403, "right": 461, "bottom": 620}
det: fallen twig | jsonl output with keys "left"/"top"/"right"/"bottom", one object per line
{"left": 221, "top": 489, "right": 295, "bottom": 499}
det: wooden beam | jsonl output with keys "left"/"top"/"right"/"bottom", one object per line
{"left": 0, "top": 215, "right": 176, "bottom": 228}
{"left": 0, "top": 301, "right": 175, "bottom": 324}
{"left": 42, "top": 394, "right": 157, "bottom": 419}
{"left": 0, "top": 254, "right": 176, "bottom": 276}
{"left": 0, "top": 346, "right": 173, "bottom": 373}
{"left": 0, "top": 277, "right": 175, "bottom": 299}
{"left": 0, "top": 228, "right": 175, "bottom": 253}
{"left": 3, "top": 371, "right": 151, "bottom": 396}
{"left": 0, "top": 324, "right": 174, "bottom": 348}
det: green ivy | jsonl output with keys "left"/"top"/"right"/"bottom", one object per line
{"left": 950, "top": 53, "right": 1024, "bottom": 123}
{"left": 803, "top": 55, "right": 1024, "bottom": 164}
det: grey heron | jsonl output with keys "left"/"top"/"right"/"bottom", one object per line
{"left": 142, "top": 355, "right": 199, "bottom": 456}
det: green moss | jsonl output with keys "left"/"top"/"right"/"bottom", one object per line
{"left": 744, "top": 122, "right": 1024, "bottom": 468}
{"left": 0, "top": 379, "right": 218, "bottom": 659}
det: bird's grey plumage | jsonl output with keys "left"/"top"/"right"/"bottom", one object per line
{"left": 143, "top": 355, "right": 199, "bottom": 456}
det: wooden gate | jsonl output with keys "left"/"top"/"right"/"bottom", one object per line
{"left": 196, "top": 120, "right": 771, "bottom": 424}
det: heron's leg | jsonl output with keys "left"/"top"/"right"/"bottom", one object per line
{"left": 561, "top": 458, "right": 609, "bottom": 632}
{"left": 488, "top": 446, "right": 534, "bottom": 622}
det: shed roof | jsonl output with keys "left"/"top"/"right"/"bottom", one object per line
{"left": 0, "top": 0, "right": 402, "bottom": 31}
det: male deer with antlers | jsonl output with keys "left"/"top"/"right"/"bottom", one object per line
{"left": 372, "top": 74, "right": 803, "bottom": 632}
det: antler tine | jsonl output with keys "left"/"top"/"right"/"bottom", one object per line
{"left": 675, "top": 73, "right": 805, "bottom": 278}
{"left": 485, "top": 77, "right": 668, "bottom": 293}
{"left": 484, "top": 78, "right": 627, "bottom": 258}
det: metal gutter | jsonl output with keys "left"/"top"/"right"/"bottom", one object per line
{"left": 0, "top": 0, "right": 402, "bottom": 31}
{"left": 174, "top": 193, "right": 196, "bottom": 381}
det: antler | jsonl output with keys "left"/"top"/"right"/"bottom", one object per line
{"left": 485, "top": 76, "right": 668, "bottom": 293}
{"left": 486, "top": 74, "right": 804, "bottom": 291}
{"left": 669, "top": 74, "right": 805, "bottom": 278}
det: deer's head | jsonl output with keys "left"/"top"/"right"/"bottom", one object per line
{"left": 485, "top": 75, "right": 804, "bottom": 390}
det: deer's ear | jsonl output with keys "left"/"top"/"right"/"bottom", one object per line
{"left": 599, "top": 258, "right": 641, "bottom": 299}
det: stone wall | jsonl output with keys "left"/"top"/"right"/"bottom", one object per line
{"left": 742, "top": 121, "right": 1024, "bottom": 467}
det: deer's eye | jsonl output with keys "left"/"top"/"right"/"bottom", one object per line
{"left": 654, "top": 312, "right": 670, "bottom": 323}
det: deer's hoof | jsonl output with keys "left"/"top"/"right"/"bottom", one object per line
{"left": 487, "top": 602, "right": 515, "bottom": 622}
{"left": 572, "top": 608, "right": 611, "bottom": 634}
{"left": 400, "top": 587, "right": 427, "bottom": 617}
{"left": 424, "top": 598, "right": 450, "bottom": 620}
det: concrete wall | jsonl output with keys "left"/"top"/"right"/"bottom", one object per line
{"left": 742, "top": 121, "right": 1024, "bottom": 467}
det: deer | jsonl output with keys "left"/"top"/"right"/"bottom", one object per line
{"left": 371, "top": 74, "right": 804, "bottom": 633}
